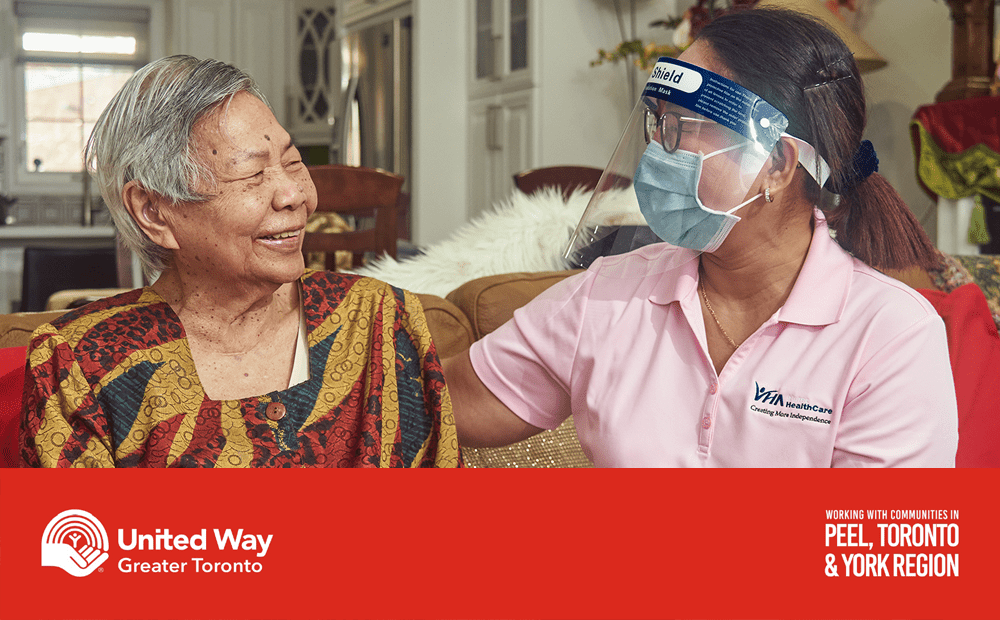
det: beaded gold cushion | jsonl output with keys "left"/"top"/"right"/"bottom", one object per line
{"left": 461, "top": 417, "right": 592, "bottom": 468}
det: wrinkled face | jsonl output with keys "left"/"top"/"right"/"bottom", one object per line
{"left": 162, "top": 91, "right": 317, "bottom": 288}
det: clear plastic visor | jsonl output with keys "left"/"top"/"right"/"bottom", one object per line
{"left": 565, "top": 94, "right": 772, "bottom": 268}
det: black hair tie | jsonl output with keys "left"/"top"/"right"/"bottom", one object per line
{"left": 852, "top": 139, "right": 879, "bottom": 182}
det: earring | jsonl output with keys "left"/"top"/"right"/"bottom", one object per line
{"left": 764, "top": 187, "right": 773, "bottom": 203}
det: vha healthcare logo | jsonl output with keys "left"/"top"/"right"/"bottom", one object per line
{"left": 41, "top": 509, "right": 110, "bottom": 577}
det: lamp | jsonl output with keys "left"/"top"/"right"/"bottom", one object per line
{"left": 754, "top": 0, "right": 888, "bottom": 73}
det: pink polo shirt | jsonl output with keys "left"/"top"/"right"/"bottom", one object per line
{"left": 470, "top": 213, "right": 958, "bottom": 467}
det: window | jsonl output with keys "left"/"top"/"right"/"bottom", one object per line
{"left": 14, "top": 1, "right": 149, "bottom": 183}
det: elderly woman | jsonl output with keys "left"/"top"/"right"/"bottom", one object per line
{"left": 20, "top": 56, "right": 459, "bottom": 468}
{"left": 445, "top": 8, "right": 959, "bottom": 467}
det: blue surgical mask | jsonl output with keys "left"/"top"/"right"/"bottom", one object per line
{"left": 634, "top": 141, "right": 762, "bottom": 253}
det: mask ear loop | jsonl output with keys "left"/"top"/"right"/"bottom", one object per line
{"left": 701, "top": 138, "right": 768, "bottom": 217}
{"left": 701, "top": 140, "right": 766, "bottom": 215}
{"left": 724, "top": 190, "right": 763, "bottom": 215}
{"left": 701, "top": 140, "right": 751, "bottom": 161}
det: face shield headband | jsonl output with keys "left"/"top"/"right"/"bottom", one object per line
{"left": 645, "top": 58, "right": 830, "bottom": 186}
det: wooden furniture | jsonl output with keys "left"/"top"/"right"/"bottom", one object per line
{"left": 512, "top": 165, "right": 605, "bottom": 200}
{"left": 302, "top": 164, "right": 404, "bottom": 270}
{"left": 937, "top": 0, "right": 997, "bottom": 102}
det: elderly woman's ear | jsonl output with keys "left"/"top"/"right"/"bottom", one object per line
{"left": 122, "top": 179, "right": 179, "bottom": 250}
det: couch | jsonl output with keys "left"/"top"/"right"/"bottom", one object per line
{"left": 0, "top": 272, "right": 591, "bottom": 468}
{"left": 3, "top": 255, "right": 999, "bottom": 468}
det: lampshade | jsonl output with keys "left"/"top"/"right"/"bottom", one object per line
{"left": 755, "top": 0, "right": 888, "bottom": 72}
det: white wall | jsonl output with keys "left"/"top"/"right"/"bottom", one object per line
{"left": 854, "top": 0, "right": 952, "bottom": 241}
{"left": 411, "top": 0, "right": 468, "bottom": 246}
{"left": 535, "top": 0, "right": 676, "bottom": 169}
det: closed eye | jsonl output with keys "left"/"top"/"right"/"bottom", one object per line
{"left": 240, "top": 169, "right": 265, "bottom": 183}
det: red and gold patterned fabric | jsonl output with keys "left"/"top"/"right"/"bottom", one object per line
{"left": 911, "top": 97, "right": 1000, "bottom": 204}
{"left": 20, "top": 271, "right": 460, "bottom": 468}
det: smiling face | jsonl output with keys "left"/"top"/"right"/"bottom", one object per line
{"left": 158, "top": 92, "right": 317, "bottom": 289}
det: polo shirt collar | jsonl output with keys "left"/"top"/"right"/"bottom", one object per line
{"left": 647, "top": 249, "right": 700, "bottom": 306}
{"left": 778, "top": 209, "right": 852, "bottom": 326}
{"left": 646, "top": 209, "right": 852, "bottom": 327}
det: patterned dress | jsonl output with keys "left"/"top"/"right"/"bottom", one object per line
{"left": 20, "top": 271, "right": 461, "bottom": 468}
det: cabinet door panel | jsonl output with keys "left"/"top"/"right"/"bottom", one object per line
{"left": 173, "top": 0, "right": 233, "bottom": 64}
{"left": 468, "top": 0, "right": 533, "bottom": 99}
{"left": 467, "top": 90, "right": 533, "bottom": 219}
{"left": 503, "top": 92, "right": 532, "bottom": 202}
{"left": 467, "top": 98, "right": 494, "bottom": 218}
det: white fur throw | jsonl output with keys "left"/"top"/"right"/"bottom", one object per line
{"left": 351, "top": 186, "right": 593, "bottom": 297}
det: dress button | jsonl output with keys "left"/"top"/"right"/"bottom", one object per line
{"left": 265, "top": 402, "right": 286, "bottom": 421}
{"left": 702, "top": 417, "right": 712, "bottom": 429}
{"left": 709, "top": 383, "right": 718, "bottom": 395}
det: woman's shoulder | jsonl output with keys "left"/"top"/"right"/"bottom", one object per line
{"left": 848, "top": 260, "right": 941, "bottom": 328}
{"left": 588, "top": 242, "right": 699, "bottom": 281}
{"left": 300, "top": 269, "right": 411, "bottom": 315}
{"left": 45, "top": 288, "right": 172, "bottom": 333}
{"left": 31, "top": 287, "right": 183, "bottom": 357}
{"left": 301, "top": 269, "right": 402, "bottom": 298}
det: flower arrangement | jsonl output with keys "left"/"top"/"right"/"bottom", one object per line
{"left": 592, "top": 0, "right": 758, "bottom": 71}
{"left": 592, "top": 0, "right": 861, "bottom": 71}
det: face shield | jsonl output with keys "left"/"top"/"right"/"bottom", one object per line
{"left": 566, "top": 57, "right": 829, "bottom": 268}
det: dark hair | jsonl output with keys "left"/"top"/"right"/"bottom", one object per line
{"left": 697, "top": 7, "right": 937, "bottom": 271}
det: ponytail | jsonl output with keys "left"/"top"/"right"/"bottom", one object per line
{"left": 826, "top": 173, "right": 939, "bottom": 271}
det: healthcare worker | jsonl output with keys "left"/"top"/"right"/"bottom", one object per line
{"left": 443, "top": 7, "right": 958, "bottom": 467}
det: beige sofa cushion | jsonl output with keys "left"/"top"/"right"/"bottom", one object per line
{"left": 414, "top": 293, "right": 474, "bottom": 360}
{"left": 0, "top": 311, "right": 66, "bottom": 349}
{"left": 446, "top": 270, "right": 583, "bottom": 339}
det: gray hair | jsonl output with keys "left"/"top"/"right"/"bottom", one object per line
{"left": 85, "top": 55, "right": 268, "bottom": 278}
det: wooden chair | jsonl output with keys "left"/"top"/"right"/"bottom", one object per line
{"left": 302, "top": 164, "right": 404, "bottom": 270}
{"left": 512, "top": 165, "right": 605, "bottom": 200}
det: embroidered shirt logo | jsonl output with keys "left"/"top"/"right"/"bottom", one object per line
{"left": 42, "top": 509, "right": 110, "bottom": 577}
{"left": 754, "top": 383, "right": 785, "bottom": 407}
{"left": 751, "top": 382, "right": 834, "bottom": 425}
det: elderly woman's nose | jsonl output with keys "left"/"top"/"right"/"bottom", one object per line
{"left": 272, "top": 171, "right": 306, "bottom": 209}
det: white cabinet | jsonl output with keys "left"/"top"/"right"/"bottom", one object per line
{"left": 170, "top": 0, "right": 289, "bottom": 126}
{"left": 467, "top": 0, "right": 535, "bottom": 217}
{"left": 468, "top": 90, "right": 532, "bottom": 218}
{"left": 341, "top": 0, "right": 408, "bottom": 28}
{"left": 0, "top": 0, "right": 14, "bottom": 139}
{"left": 286, "top": 1, "right": 338, "bottom": 146}
{"left": 469, "top": 0, "right": 530, "bottom": 98}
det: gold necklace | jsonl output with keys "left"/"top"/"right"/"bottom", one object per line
{"left": 699, "top": 276, "right": 737, "bottom": 349}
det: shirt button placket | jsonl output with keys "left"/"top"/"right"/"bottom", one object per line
{"left": 698, "top": 381, "right": 720, "bottom": 453}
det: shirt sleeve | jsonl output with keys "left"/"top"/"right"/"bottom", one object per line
{"left": 833, "top": 313, "right": 958, "bottom": 468}
{"left": 469, "top": 270, "right": 594, "bottom": 430}
{"left": 20, "top": 325, "right": 115, "bottom": 468}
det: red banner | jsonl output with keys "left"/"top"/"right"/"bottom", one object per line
{"left": 0, "top": 469, "right": 995, "bottom": 619}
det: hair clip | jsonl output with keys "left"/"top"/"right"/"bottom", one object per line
{"left": 802, "top": 74, "right": 853, "bottom": 91}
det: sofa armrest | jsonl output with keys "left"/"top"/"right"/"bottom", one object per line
{"left": 0, "top": 311, "right": 67, "bottom": 349}
{"left": 415, "top": 293, "right": 475, "bottom": 360}
{"left": 446, "top": 270, "right": 584, "bottom": 340}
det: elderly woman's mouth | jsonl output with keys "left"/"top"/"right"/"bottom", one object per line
{"left": 257, "top": 229, "right": 303, "bottom": 246}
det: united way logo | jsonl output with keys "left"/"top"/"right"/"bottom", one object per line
{"left": 41, "top": 509, "right": 109, "bottom": 577}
